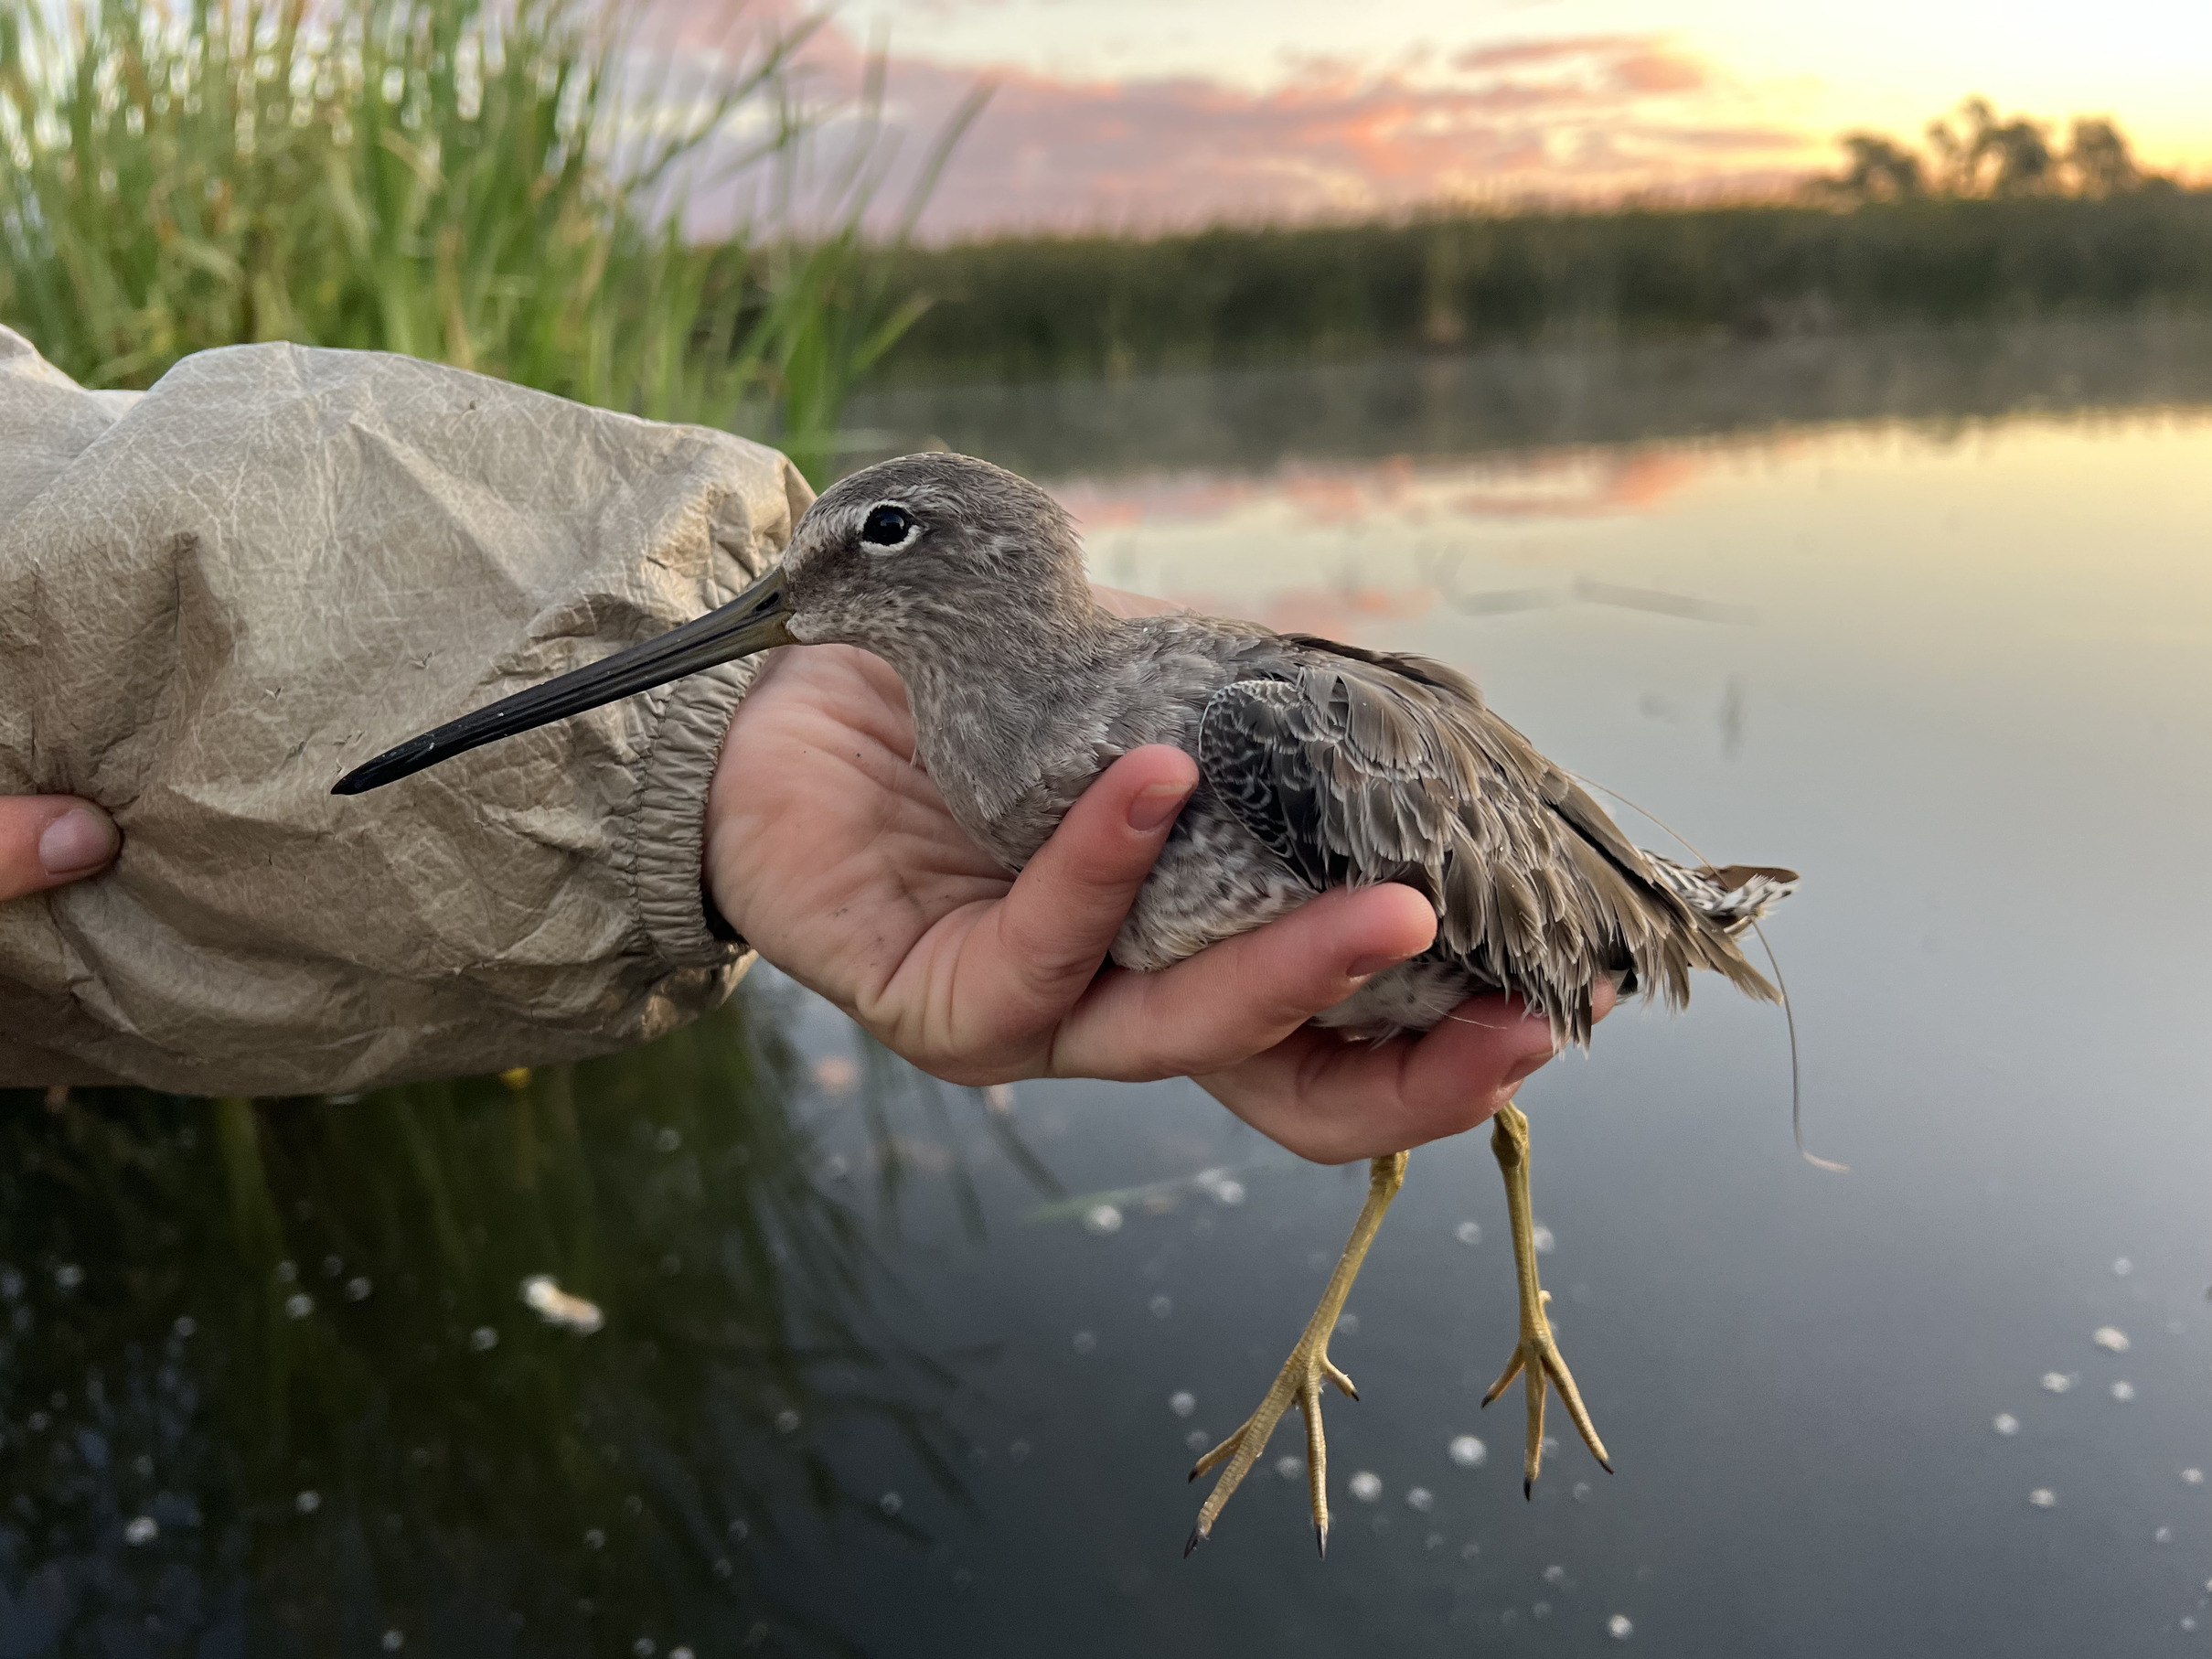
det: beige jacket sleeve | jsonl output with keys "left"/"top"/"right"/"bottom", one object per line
{"left": 0, "top": 328, "right": 814, "bottom": 1095}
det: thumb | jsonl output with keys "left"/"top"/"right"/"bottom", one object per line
{"left": 0, "top": 797, "right": 121, "bottom": 903}
{"left": 975, "top": 744, "right": 1196, "bottom": 1026}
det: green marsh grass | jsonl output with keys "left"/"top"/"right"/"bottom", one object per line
{"left": 0, "top": 0, "right": 972, "bottom": 479}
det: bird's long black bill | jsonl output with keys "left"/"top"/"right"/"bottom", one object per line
{"left": 331, "top": 566, "right": 795, "bottom": 796}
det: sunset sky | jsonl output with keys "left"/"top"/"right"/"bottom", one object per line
{"left": 668, "top": 1, "right": 2212, "bottom": 237}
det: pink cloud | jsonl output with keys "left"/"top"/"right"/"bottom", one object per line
{"left": 651, "top": 7, "right": 1823, "bottom": 239}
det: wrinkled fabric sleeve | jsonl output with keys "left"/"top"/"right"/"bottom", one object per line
{"left": 0, "top": 330, "right": 815, "bottom": 1095}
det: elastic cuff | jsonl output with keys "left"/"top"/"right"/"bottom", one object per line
{"left": 629, "top": 656, "right": 755, "bottom": 967}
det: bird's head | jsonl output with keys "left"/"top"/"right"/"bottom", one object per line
{"left": 331, "top": 452, "right": 1095, "bottom": 795}
{"left": 775, "top": 452, "right": 1094, "bottom": 659}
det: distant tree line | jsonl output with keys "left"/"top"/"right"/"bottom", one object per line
{"left": 1828, "top": 100, "right": 2164, "bottom": 203}
{"left": 871, "top": 188, "right": 2212, "bottom": 385}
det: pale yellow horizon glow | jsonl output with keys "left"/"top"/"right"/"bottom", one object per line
{"left": 843, "top": 0, "right": 2212, "bottom": 182}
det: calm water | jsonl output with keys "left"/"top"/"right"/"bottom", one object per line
{"left": 5, "top": 318, "right": 2212, "bottom": 1656}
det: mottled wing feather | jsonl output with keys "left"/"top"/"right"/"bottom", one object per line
{"left": 1201, "top": 637, "right": 1784, "bottom": 1042}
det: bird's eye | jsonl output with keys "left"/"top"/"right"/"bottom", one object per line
{"left": 860, "top": 505, "right": 916, "bottom": 549}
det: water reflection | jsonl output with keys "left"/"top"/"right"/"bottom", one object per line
{"left": 0, "top": 990, "right": 967, "bottom": 1656}
{"left": 845, "top": 314, "right": 2212, "bottom": 480}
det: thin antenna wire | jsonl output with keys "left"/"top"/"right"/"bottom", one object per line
{"left": 1569, "top": 773, "right": 1847, "bottom": 1174}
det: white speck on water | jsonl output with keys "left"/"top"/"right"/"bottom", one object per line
{"left": 1406, "top": 1487, "right": 1434, "bottom": 1513}
{"left": 1455, "top": 1221, "right": 1482, "bottom": 1246}
{"left": 1083, "top": 1204, "right": 1124, "bottom": 1236}
{"left": 123, "top": 1516, "right": 157, "bottom": 1546}
{"left": 469, "top": 1326, "right": 498, "bottom": 1352}
{"left": 1426, "top": 1531, "right": 1444, "bottom": 1550}
{"left": 2040, "top": 1373, "right": 2074, "bottom": 1394}
{"left": 1149, "top": 1295, "right": 1172, "bottom": 1319}
{"left": 2093, "top": 1326, "right": 2131, "bottom": 1354}
{"left": 1608, "top": 1614, "right": 1635, "bottom": 1640}
{"left": 1350, "top": 1471, "right": 1383, "bottom": 1503}
{"left": 655, "top": 1128, "right": 681, "bottom": 1153}
{"left": 1544, "top": 1564, "right": 1565, "bottom": 1584}
{"left": 1185, "top": 1429, "right": 1210, "bottom": 1450}
{"left": 294, "top": 1491, "right": 320, "bottom": 1515}
{"left": 0, "top": 1269, "right": 20, "bottom": 1300}
{"left": 283, "top": 1293, "right": 314, "bottom": 1320}
{"left": 345, "top": 1278, "right": 371, "bottom": 1302}
{"left": 1573, "top": 1482, "right": 1591, "bottom": 1502}
{"left": 983, "top": 1083, "right": 1016, "bottom": 1114}
{"left": 273, "top": 1261, "right": 296, "bottom": 1284}
{"left": 1010, "top": 1440, "right": 1031, "bottom": 1462}
{"left": 1461, "top": 1541, "right": 1481, "bottom": 1559}
{"left": 1531, "top": 1226, "right": 1555, "bottom": 1255}
{"left": 381, "top": 1632, "right": 404, "bottom": 1653}
{"left": 2154, "top": 1525, "right": 2174, "bottom": 1544}
{"left": 1210, "top": 1179, "right": 1246, "bottom": 1207}
{"left": 1450, "top": 1435, "right": 1488, "bottom": 1468}
{"left": 879, "top": 1493, "right": 903, "bottom": 1517}
{"left": 813, "top": 1055, "right": 859, "bottom": 1096}
{"left": 1072, "top": 1331, "right": 1096, "bottom": 1354}
{"left": 774, "top": 1409, "right": 800, "bottom": 1435}
{"left": 2111, "top": 1380, "right": 2137, "bottom": 1402}
{"left": 1276, "top": 1455, "right": 1303, "bottom": 1481}
{"left": 2112, "top": 1257, "right": 2133, "bottom": 1277}
{"left": 728, "top": 1518, "right": 751, "bottom": 1542}
{"left": 1335, "top": 1313, "right": 1360, "bottom": 1337}
{"left": 1533, "top": 1601, "right": 1552, "bottom": 1620}
{"left": 2183, "top": 1468, "right": 2204, "bottom": 1485}
{"left": 173, "top": 1317, "right": 196, "bottom": 1338}
{"left": 521, "top": 1275, "right": 604, "bottom": 1334}
{"left": 320, "top": 1256, "right": 343, "bottom": 1279}
{"left": 2185, "top": 1619, "right": 2200, "bottom": 1634}
{"left": 1170, "top": 1391, "right": 1196, "bottom": 1418}
{"left": 584, "top": 1529, "right": 605, "bottom": 1549}
{"left": 2029, "top": 1488, "right": 2057, "bottom": 1509}
{"left": 54, "top": 1264, "right": 82, "bottom": 1290}
{"left": 1993, "top": 1413, "right": 2021, "bottom": 1437}
{"left": 631, "top": 1640, "right": 655, "bottom": 1658}
{"left": 672, "top": 1650, "right": 694, "bottom": 1659}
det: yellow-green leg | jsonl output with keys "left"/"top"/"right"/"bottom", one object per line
{"left": 1186, "top": 1151, "right": 1408, "bottom": 1558}
{"left": 1481, "top": 1099, "right": 1611, "bottom": 1497}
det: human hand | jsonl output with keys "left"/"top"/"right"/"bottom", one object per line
{"left": 704, "top": 626, "right": 1604, "bottom": 1164}
{"left": 0, "top": 797, "right": 120, "bottom": 903}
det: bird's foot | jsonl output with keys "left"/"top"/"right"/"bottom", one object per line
{"left": 1186, "top": 1324, "right": 1356, "bottom": 1558}
{"left": 1481, "top": 1101, "right": 1610, "bottom": 1497}
{"left": 1184, "top": 1151, "right": 1406, "bottom": 1558}
{"left": 1480, "top": 1288, "right": 1611, "bottom": 1498}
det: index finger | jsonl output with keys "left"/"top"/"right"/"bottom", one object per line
{"left": 0, "top": 797, "right": 120, "bottom": 902}
{"left": 1197, "top": 981, "right": 1619, "bottom": 1164}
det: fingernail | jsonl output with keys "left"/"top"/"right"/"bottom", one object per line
{"left": 1502, "top": 1034, "right": 1561, "bottom": 1087}
{"left": 1127, "top": 780, "right": 1192, "bottom": 833}
{"left": 37, "top": 808, "right": 118, "bottom": 876}
{"left": 1346, "top": 952, "right": 1410, "bottom": 980}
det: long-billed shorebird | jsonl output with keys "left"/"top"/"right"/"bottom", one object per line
{"left": 336, "top": 453, "right": 1795, "bottom": 1554}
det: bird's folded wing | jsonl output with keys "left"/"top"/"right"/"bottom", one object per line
{"left": 1196, "top": 639, "right": 1750, "bottom": 1032}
